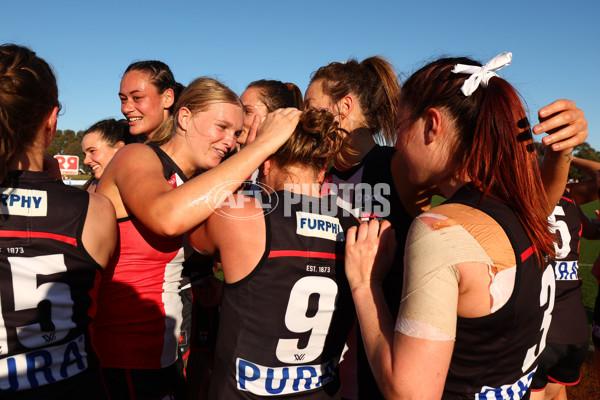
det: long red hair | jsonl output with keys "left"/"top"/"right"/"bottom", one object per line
{"left": 401, "top": 57, "right": 554, "bottom": 264}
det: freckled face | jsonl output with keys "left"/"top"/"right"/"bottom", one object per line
{"left": 82, "top": 131, "right": 122, "bottom": 179}
{"left": 119, "top": 70, "right": 171, "bottom": 137}
{"left": 185, "top": 102, "right": 244, "bottom": 171}
{"left": 239, "top": 87, "right": 269, "bottom": 146}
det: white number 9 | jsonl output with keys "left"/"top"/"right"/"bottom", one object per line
{"left": 276, "top": 276, "right": 337, "bottom": 364}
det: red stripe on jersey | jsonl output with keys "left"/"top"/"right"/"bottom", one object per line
{"left": 520, "top": 245, "right": 534, "bottom": 262}
{"left": 560, "top": 196, "right": 574, "bottom": 203}
{"left": 0, "top": 230, "right": 77, "bottom": 246}
{"left": 269, "top": 250, "right": 343, "bottom": 259}
{"left": 548, "top": 374, "right": 581, "bottom": 386}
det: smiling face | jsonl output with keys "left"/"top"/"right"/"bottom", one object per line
{"left": 239, "top": 87, "right": 270, "bottom": 146}
{"left": 182, "top": 102, "right": 244, "bottom": 171}
{"left": 119, "top": 70, "right": 172, "bottom": 137}
{"left": 82, "top": 131, "right": 123, "bottom": 179}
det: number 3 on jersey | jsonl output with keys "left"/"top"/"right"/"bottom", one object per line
{"left": 275, "top": 276, "right": 337, "bottom": 364}
{"left": 0, "top": 254, "right": 76, "bottom": 353}
{"left": 522, "top": 265, "right": 555, "bottom": 372}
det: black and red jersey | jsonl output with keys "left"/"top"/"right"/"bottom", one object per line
{"left": 443, "top": 185, "right": 555, "bottom": 400}
{"left": 546, "top": 191, "right": 588, "bottom": 344}
{"left": 0, "top": 171, "right": 103, "bottom": 397}
{"left": 209, "top": 192, "right": 358, "bottom": 399}
{"left": 325, "top": 145, "right": 412, "bottom": 399}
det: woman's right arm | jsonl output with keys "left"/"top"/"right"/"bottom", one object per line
{"left": 99, "top": 108, "right": 301, "bottom": 237}
{"left": 345, "top": 220, "right": 454, "bottom": 399}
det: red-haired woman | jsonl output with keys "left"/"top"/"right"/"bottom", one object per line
{"left": 344, "top": 53, "right": 587, "bottom": 399}
{"left": 305, "top": 55, "right": 587, "bottom": 400}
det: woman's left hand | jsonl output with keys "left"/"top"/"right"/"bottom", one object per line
{"left": 533, "top": 99, "right": 588, "bottom": 152}
{"left": 345, "top": 219, "right": 396, "bottom": 291}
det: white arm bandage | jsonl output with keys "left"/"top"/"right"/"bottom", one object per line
{"left": 396, "top": 217, "right": 493, "bottom": 340}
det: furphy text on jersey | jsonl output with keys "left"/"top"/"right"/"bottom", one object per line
{"left": 554, "top": 260, "right": 579, "bottom": 280}
{"left": 0, "top": 188, "right": 47, "bottom": 217}
{"left": 477, "top": 371, "right": 535, "bottom": 400}
{"left": 236, "top": 357, "right": 337, "bottom": 396}
{"left": 296, "top": 212, "right": 344, "bottom": 242}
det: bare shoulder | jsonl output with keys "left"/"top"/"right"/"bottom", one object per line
{"left": 416, "top": 203, "right": 494, "bottom": 228}
{"left": 207, "top": 192, "right": 265, "bottom": 241}
{"left": 82, "top": 192, "right": 117, "bottom": 268}
{"left": 103, "top": 143, "right": 160, "bottom": 179}
{"left": 210, "top": 192, "right": 267, "bottom": 283}
{"left": 214, "top": 192, "right": 266, "bottom": 220}
{"left": 88, "top": 192, "right": 116, "bottom": 221}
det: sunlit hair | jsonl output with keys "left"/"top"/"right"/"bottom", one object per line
{"left": 124, "top": 60, "right": 185, "bottom": 115}
{"left": 83, "top": 118, "right": 132, "bottom": 146}
{"left": 149, "top": 77, "right": 242, "bottom": 146}
{"left": 0, "top": 43, "right": 60, "bottom": 184}
{"left": 270, "top": 109, "right": 347, "bottom": 177}
{"left": 246, "top": 79, "right": 304, "bottom": 112}
{"left": 310, "top": 56, "right": 399, "bottom": 146}
{"left": 400, "top": 56, "right": 554, "bottom": 263}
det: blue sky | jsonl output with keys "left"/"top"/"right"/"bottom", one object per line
{"left": 2, "top": 0, "right": 599, "bottom": 149}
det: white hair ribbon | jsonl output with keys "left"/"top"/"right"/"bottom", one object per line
{"left": 452, "top": 52, "right": 512, "bottom": 96}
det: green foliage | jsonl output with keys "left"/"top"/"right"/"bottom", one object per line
{"left": 45, "top": 129, "right": 88, "bottom": 173}
{"left": 570, "top": 142, "right": 600, "bottom": 181}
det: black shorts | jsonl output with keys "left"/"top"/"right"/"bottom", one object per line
{"left": 100, "top": 364, "right": 178, "bottom": 400}
{"left": 531, "top": 342, "right": 588, "bottom": 390}
{"left": 1, "top": 365, "right": 106, "bottom": 400}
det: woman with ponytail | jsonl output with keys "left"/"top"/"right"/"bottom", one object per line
{"left": 304, "top": 56, "right": 430, "bottom": 399}
{"left": 93, "top": 76, "right": 300, "bottom": 399}
{"left": 0, "top": 43, "right": 117, "bottom": 399}
{"left": 238, "top": 79, "right": 305, "bottom": 186}
{"left": 344, "top": 53, "right": 586, "bottom": 399}
{"left": 188, "top": 108, "right": 359, "bottom": 399}
{"left": 239, "top": 79, "right": 304, "bottom": 148}
{"left": 118, "top": 60, "right": 185, "bottom": 140}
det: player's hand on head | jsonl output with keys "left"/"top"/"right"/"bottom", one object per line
{"left": 253, "top": 108, "right": 302, "bottom": 153}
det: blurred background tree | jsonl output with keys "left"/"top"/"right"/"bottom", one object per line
{"left": 45, "top": 129, "right": 88, "bottom": 173}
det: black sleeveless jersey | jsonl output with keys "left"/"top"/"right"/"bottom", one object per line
{"left": 0, "top": 171, "right": 103, "bottom": 397}
{"left": 442, "top": 186, "right": 555, "bottom": 400}
{"left": 148, "top": 142, "right": 188, "bottom": 187}
{"left": 209, "top": 192, "right": 359, "bottom": 399}
{"left": 546, "top": 191, "right": 588, "bottom": 344}
{"left": 326, "top": 145, "right": 412, "bottom": 399}
{"left": 327, "top": 145, "right": 412, "bottom": 312}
